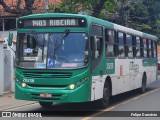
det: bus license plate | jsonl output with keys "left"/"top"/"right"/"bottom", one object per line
{"left": 40, "top": 93, "right": 52, "bottom": 98}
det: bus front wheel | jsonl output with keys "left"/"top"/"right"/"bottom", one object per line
{"left": 98, "top": 81, "right": 110, "bottom": 108}
{"left": 39, "top": 102, "right": 53, "bottom": 108}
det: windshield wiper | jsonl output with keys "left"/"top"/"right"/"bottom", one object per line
{"left": 54, "top": 29, "right": 70, "bottom": 50}
{"left": 52, "top": 29, "right": 70, "bottom": 60}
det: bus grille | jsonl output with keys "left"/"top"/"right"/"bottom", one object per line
{"left": 28, "top": 84, "right": 68, "bottom": 88}
{"left": 23, "top": 72, "right": 73, "bottom": 79}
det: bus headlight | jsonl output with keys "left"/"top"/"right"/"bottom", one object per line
{"left": 69, "top": 84, "right": 75, "bottom": 90}
{"left": 69, "top": 77, "right": 88, "bottom": 90}
{"left": 22, "top": 83, "right": 27, "bottom": 88}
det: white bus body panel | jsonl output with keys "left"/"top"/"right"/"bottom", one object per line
{"left": 91, "top": 59, "right": 157, "bottom": 101}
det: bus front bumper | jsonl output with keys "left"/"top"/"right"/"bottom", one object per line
{"left": 15, "top": 81, "right": 91, "bottom": 103}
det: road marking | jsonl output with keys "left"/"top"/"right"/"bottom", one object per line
{"left": 119, "top": 88, "right": 160, "bottom": 106}
{"left": 139, "top": 88, "right": 160, "bottom": 97}
{"left": 119, "top": 99, "right": 131, "bottom": 105}
{"left": 133, "top": 96, "right": 140, "bottom": 100}
{"left": 82, "top": 88, "right": 160, "bottom": 120}
{"left": 82, "top": 106, "right": 115, "bottom": 120}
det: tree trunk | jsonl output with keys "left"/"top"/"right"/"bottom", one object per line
{"left": 92, "top": 0, "right": 108, "bottom": 17}
{"left": 0, "top": 0, "right": 35, "bottom": 16}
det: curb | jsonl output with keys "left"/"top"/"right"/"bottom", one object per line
{"left": 0, "top": 92, "right": 13, "bottom": 97}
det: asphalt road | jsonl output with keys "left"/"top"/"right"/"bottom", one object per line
{"left": 84, "top": 78, "right": 160, "bottom": 120}
{"left": 1, "top": 76, "right": 160, "bottom": 120}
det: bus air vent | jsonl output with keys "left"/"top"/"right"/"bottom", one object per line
{"left": 23, "top": 72, "right": 73, "bottom": 78}
{"left": 28, "top": 84, "right": 68, "bottom": 88}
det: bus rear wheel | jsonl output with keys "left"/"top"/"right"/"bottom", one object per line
{"left": 39, "top": 102, "right": 53, "bottom": 108}
{"left": 98, "top": 81, "right": 110, "bottom": 108}
{"left": 140, "top": 74, "right": 147, "bottom": 93}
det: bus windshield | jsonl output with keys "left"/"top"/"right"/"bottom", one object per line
{"left": 17, "top": 32, "right": 89, "bottom": 69}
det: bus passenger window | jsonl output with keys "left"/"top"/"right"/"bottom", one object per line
{"left": 105, "top": 29, "right": 115, "bottom": 57}
{"left": 148, "top": 39, "right": 152, "bottom": 57}
{"left": 135, "top": 37, "right": 141, "bottom": 57}
{"left": 118, "top": 32, "right": 125, "bottom": 57}
{"left": 143, "top": 38, "right": 147, "bottom": 57}
{"left": 152, "top": 41, "right": 157, "bottom": 58}
{"left": 126, "top": 34, "right": 133, "bottom": 57}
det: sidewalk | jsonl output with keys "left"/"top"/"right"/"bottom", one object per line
{"left": 0, "top": 92, "right": 36, "bottom": 110}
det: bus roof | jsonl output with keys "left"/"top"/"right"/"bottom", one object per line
{"left": 90, "top": 16, "right": 157, "bottom": 41}
{"left": 19, "top": 13, "right": 157, "bottom": 41}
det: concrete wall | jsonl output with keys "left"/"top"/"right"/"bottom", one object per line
{"left": 0, "top": 31, "right": 17, "bottom": 95}
{"left": 0, "top": 40, "right": 4, "bottom": 95}
{"left": 4, "top": 50, "right": 11, "bottom": 92}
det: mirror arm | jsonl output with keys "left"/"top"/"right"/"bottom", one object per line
{"left": 9, "top": 46, "right": 16, "bottom": 54}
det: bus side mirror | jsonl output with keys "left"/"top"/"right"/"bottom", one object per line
{"left": 8, "top": 32, "right": 13, "bottom": 46}
{"left": 90, "top": 36, "right": 98, "bottom": 59}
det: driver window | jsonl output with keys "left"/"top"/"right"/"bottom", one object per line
{"left": 90, "top": 25, "right": 103, "bottom": 71}
{"left": 95, "top": 37, "right": 102, "bottom": 58}
{"left": 90, "top": 25, "right": 103, "bottom": 59}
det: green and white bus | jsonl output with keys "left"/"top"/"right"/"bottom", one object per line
{"left": 8, "top": 13, "right": 157, "bottom": 108}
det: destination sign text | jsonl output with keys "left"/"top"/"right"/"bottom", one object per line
{"left": 18, "top": 18, "right": 86, "bottom": 28}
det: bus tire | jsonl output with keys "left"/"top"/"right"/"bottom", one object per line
{"left": 39, "top": 102, "right": 53, "bottom": 108}
{"left": 98, "top": 81, "right": 110, "bottom": 108}
{"left": 140, "top": 74, "right": 147, "bottom": 93}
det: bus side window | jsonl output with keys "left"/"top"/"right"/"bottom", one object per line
{"left": 90, "top": 36, "right": 96, "bottom": 58}
{"left": 95, "top": 37, "right": 101, "bottom": 58}
{"left": 90, "top": 36, "right": 103, "bottom": 59}
{"left": 90, "top": 25, "right": 103, "bottom": 59}
{"left": 117, "top": 32, "right": 125, "bottom": 57}
{"left": 135, "top": 37, "right": 141, "bottom": 57}
{"left": 152, "top": 41, "right": 157, "bottom": 58}
{"left": 148, "top": 39, "right": 152, "bottom": 58}
{"left": 105, "top": 29, "right": 115, "bottom": 57}
{"left": 90, "top": 25, "right": 103, "bottom": 71}
{"left": 143, "top": 38, "right": 147, "bottom": 58}
{"left": 126, "top": 34, "right": 133, "bottom": 57}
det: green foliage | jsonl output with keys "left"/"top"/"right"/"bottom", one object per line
{"left": 104, "top": 1, "right": 115, "bottom": 11}
{"left": 138, "top": 24, "right": 152, "bottom": 31}
{"left": 49, "top": 0, "right": 95, "bottom": 13}
{"left": 49, "top": 0, "right": 160, "bottom": 37}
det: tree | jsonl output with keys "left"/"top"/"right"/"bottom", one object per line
{"left": 1, "top": 0, "right": 160, "bottom": 36}
{"left": 49, "top": 0, "right": 109, "bottom": 17}
{"left": 92, "top": 0, "right": 108, "bottom": 17}
{"left": 101, "top": 0, "right": 160, "bottom": 35}
{"left": 0, "top": 0, "right": 35, "bottom": 15}
{"left": 0, "top": 0, "right": 113, "bottom": 18}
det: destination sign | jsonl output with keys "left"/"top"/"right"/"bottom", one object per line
{"left": 18, "top": 18, "right": 86, "bottom": 28}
